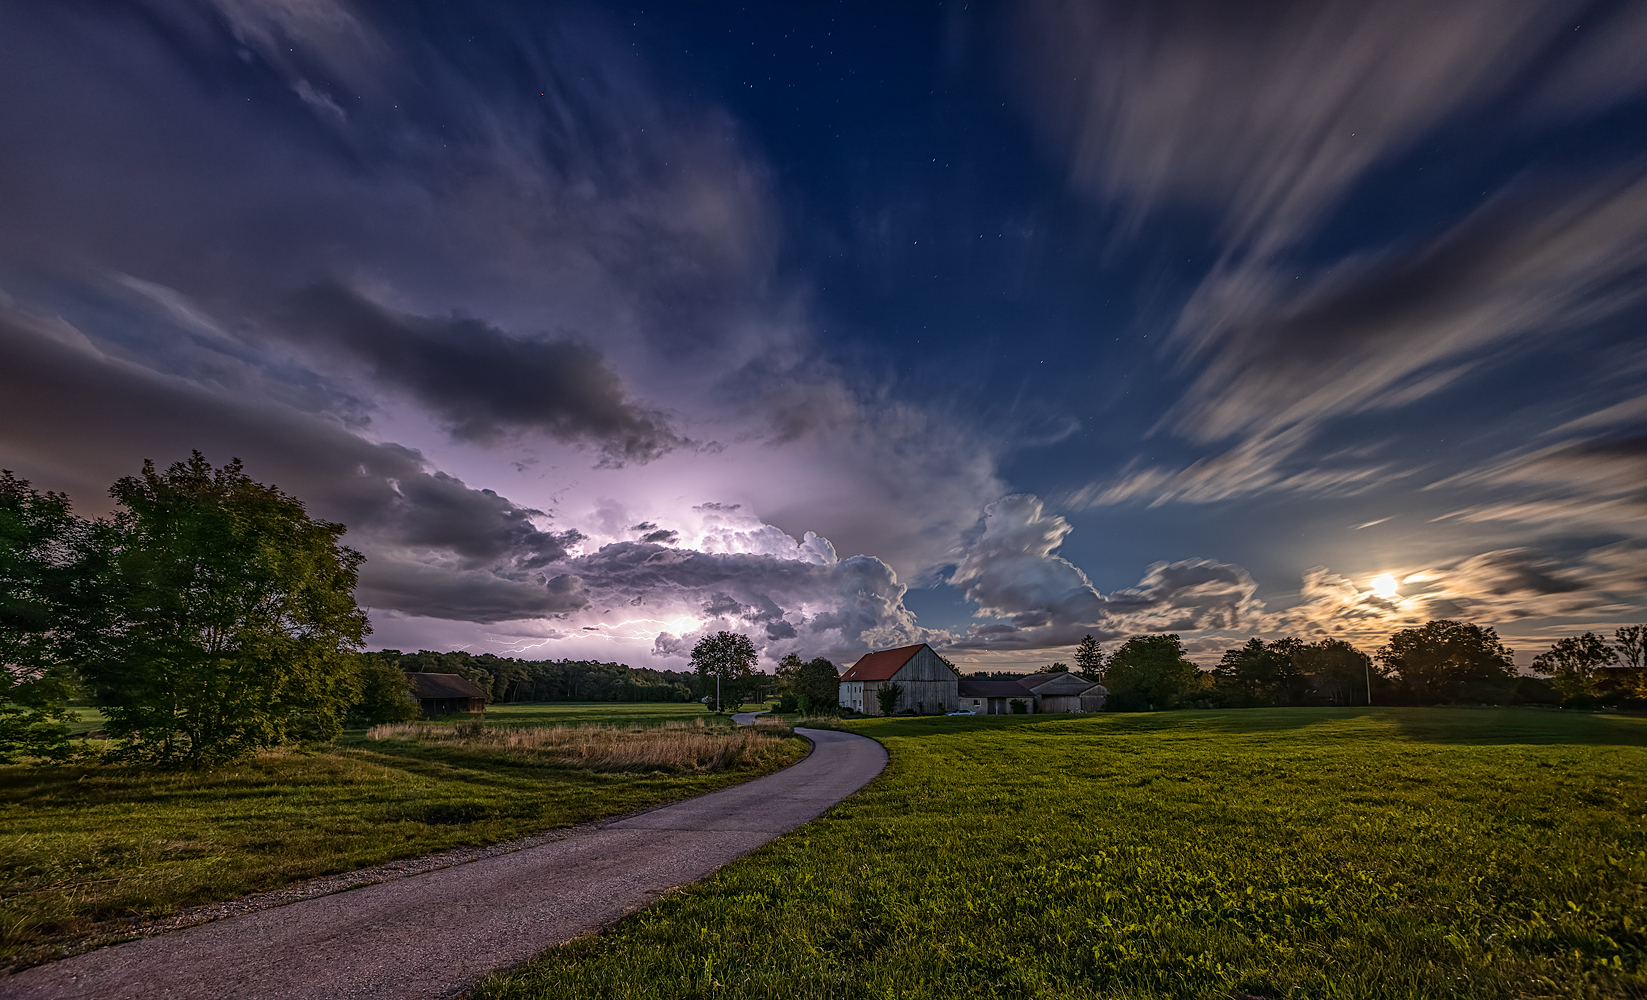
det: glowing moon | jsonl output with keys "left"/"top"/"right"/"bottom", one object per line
{"left": 1371, "top": 574, "right": 1398, "bottom": 598}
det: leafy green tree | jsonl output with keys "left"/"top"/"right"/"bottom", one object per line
{"left": 1105, "top": 634, "right": 1201, "bottom": 710}
{"left": 1074, "top": 634, "right": 1105, "bottom": 680}
{"left": 876, "top": 681, "right": 903, "bottom": 716}
{"left": 775, "top": 652, "right": 804, "bottom": 695}
{"left": 1376, "top": 620, "right": 1514, "bottom": 704}
{"left": 796, "top": 657, "right": 840, "bottom": 712}
{"left": 348, "top": 656, "right": 420, "bottom": 726}
{"left": 690, "top": 631, "right": 756, "bottom": 713}
{"left": 0, "top": 471, "right": 99, "bottom": 762}
{"left": 1532, "top": 633, "right": 1616, "bottom": 701}
{"left": 80, "top": 453, "right": 370, "bottom": 764}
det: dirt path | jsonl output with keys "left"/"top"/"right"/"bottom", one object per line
{"left": 4, "top": 726, "right": 886, "bottom": 1000}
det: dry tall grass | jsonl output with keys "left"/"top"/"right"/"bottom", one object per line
{"left": 365, "top": 718, "right": 794, "bottom": 773}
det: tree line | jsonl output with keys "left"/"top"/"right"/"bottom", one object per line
{"left": 1060, "top": 620, "right": 1647, "bottom": 711}
{"left": 366, "top": 649, "right": 699, "bottom": 705}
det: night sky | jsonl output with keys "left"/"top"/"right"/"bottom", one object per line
{"left": 3, "top": 0, "right": 1645, "bottom": 671}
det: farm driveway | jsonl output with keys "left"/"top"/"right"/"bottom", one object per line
{"left": 5, "top": 726, "right": 886, "bottom": 1000}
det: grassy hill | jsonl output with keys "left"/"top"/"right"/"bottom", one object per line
{"left": 476, "top": 707, "right": 1647, "bottom": 1000}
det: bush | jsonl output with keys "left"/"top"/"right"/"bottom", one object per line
{"left": 1010, "top": 699, "right": 1028, "bottom": 714}
{"left": 348, "top": 659, "right": 420, "bottom": 727}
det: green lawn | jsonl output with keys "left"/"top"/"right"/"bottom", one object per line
{"left": 474, "top": 707, "right": 1647, "bottom": 1000}
{"left": 0, "top": 721, "right": 807, "bottom": 971}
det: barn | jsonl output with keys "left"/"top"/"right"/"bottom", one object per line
{"left": 838, "top": 643, "right": 959, "bottom": 715}
{"left": 1018, "top": 672, "right": 1107, "bottom": 712}
{"left": 406, "top": 672, "right": 487, "bottom": 716}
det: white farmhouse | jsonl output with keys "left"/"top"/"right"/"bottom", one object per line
{"left": 838, "top": 643, "right": 959, "bottom": 715}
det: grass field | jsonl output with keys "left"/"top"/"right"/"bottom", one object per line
{"left": 0, "top": 705, "right": 807, "bottom": 972}
{"left": 473, "top": 707, "right": 1647, "bottom": 1000}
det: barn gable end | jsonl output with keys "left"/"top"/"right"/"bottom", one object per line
{"left": 839, "top": 643, "right": 959, "bottom": 715}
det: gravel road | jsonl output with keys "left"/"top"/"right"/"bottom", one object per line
{"left": 4, "top": 725, "right": 885, "bottom": 1000}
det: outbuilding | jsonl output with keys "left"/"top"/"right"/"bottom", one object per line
{"left": 405, "top": 672, "right": 487, "bottom": 716}
{"left": 956, "top": 678, "right": 1038, "bottom": 715}
{"left": 838, "top": 643, "right": 959, "bottom": 715}
{"left": 1018, "top": 671, "right": 1108, "bottom": 712}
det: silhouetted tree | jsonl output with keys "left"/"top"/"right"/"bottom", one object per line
{"left": 1532, "top": 633, "right": 1616, "bottom": 701}
{"left": 1105, "top": 634, "right": 1202, "bottom": 710}
{"left": 1074, "top": 634, "right": 1105, "bottom": 681}
{"left": 690, "top": 631, "right": 756, "bottom": 713}
{"left": 1615, "top": 625, "right": 1647, "bottom": 698}
{"left": 1376, "top": 620, "right": 1514, "bottom": 704}
{"left": 1292, "top": 638, "right": 1375, "bottom": 706}
{"left": 1040, "top": 661, "right": 1070, "bottom": 673}
{"left": 1215, "top": 637, "right": 1305, "bottom": 706}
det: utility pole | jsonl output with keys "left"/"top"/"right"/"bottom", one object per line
{"left": 717, "top": 671, "right": 722, "bottom": 714}
{"left": 1366, "top": 658, "right": 1373, "bottom": 707}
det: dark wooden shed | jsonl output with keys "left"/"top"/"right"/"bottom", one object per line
{"left": 406, "top": 672, "right": 487, "bottom": 717}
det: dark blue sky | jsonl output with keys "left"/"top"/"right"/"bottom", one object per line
{"left": 1, "top": 0, "right": 1644, "bottom": 668}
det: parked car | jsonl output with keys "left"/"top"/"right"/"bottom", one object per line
{"left": 946, "top": 709, "right": 975, "bottom": 716}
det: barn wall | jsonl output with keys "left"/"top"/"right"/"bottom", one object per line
{"left": 887, "top": 646, "right": 958, "bottom": 714}
{"left": 839, "top": 680, "right": 866, "bottom": 713}
{"left": 1040, "top": 695, "right": 1083, "bottom": 713}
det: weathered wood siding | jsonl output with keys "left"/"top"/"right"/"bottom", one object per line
{"left": 1040, "top": 694, "right": 1083, "bottom": 712}
{"left": 881, "top": 645, "right": 958, "bottom": 714}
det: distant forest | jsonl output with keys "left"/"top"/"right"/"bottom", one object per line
{"left": 369, "top": 650, "right": 697, "bottom": 704}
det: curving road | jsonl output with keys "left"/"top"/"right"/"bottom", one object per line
{"left": 4, "top": 725, "right": 885, "bottom": 1000}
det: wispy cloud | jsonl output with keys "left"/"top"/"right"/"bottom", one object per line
{"left": 1017, "top": 0, "right": 1578, "bottom": 256}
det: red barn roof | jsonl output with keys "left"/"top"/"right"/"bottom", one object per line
{"left": 839, "top": 643, "right": 929, "bottom": 682}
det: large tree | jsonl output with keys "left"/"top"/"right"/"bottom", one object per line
{"left": 1073, "top": 634, "right": 1105, "bottom": 681}
{"left": 1376, "top": 620, "right": 1515, "bottom": 704}
{"left": 1291, "top": 638, "right": 1375, "bottom": 706}
{"left": 0, "top": 471, "right": 100, "bottom": 762}
{"left": 689, "top": 631, "right": 756, "bottom": 713}
{"left": 1214, "top": 637, "right": 1305, "bottom": 706}
{"left": 80, "top": 453, "right": 370, "bottom": 764}
{"left": 1532, "top": 633, "right": 1616, "bottom": 701}
{"left": 795, "top": 657, "right": 840, "bottom": 713}
{"left": 1104, "top": 634, "right": 1202, "bottom": 710}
